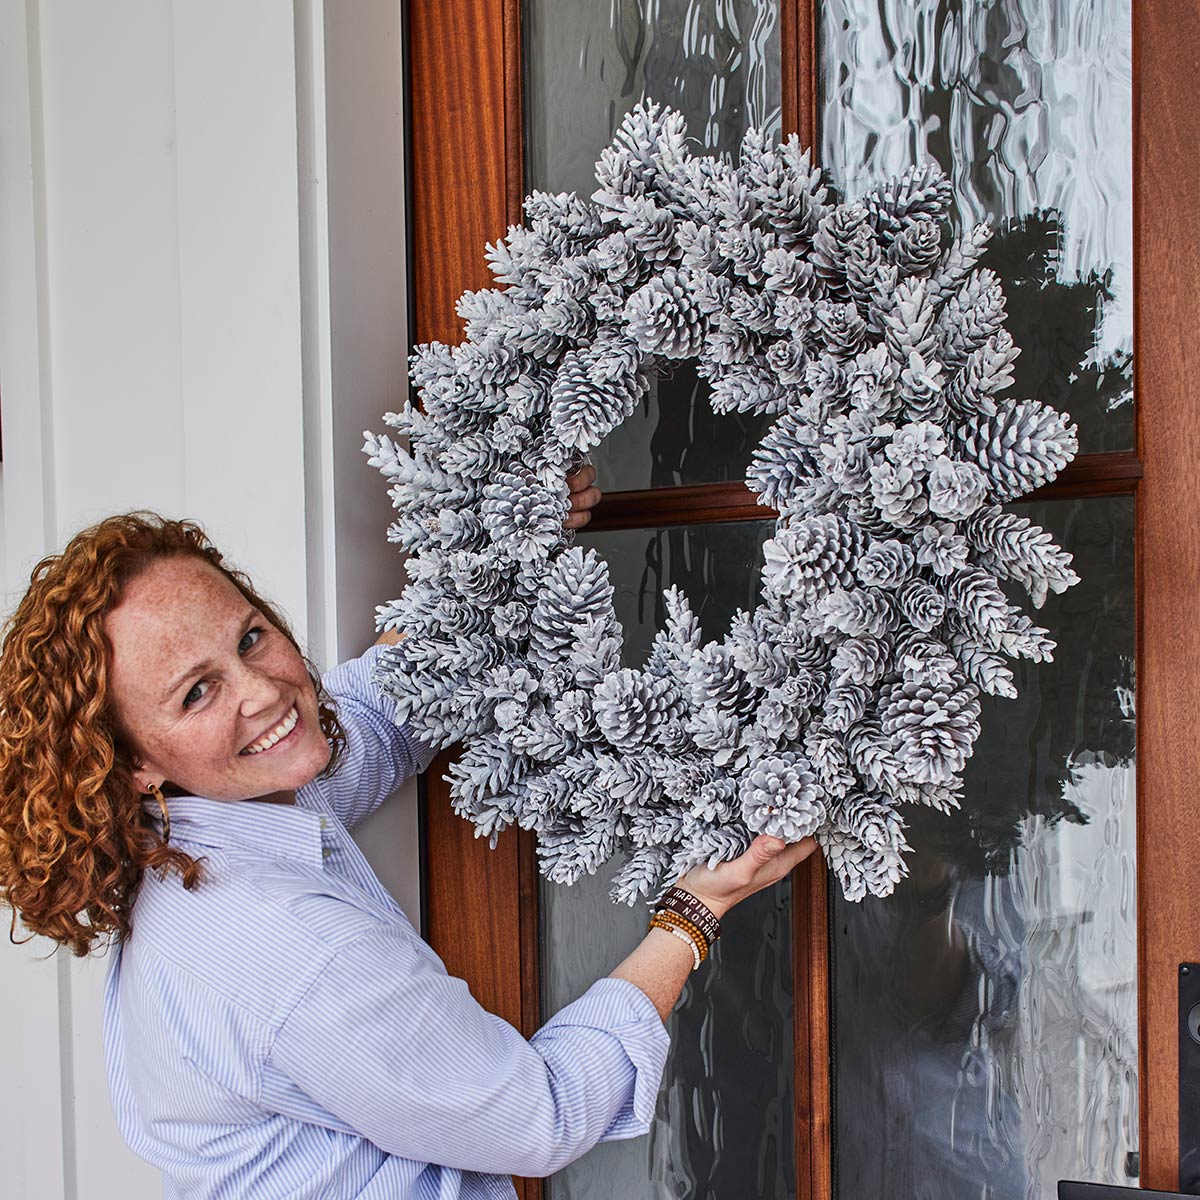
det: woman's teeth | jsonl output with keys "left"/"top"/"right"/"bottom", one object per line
{"left": 242, "top": 706, "right": 299, "bottom": 755}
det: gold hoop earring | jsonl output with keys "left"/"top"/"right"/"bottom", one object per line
{"left": 145, "top": 782, "right": 170, "bottom": 845}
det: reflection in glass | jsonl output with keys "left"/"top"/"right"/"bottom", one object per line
{"left": 543, "top": 521, "right": 795, "bottom": 1199}
{"left": 820, "top": 0, "right": 1134, "bottom": 452}
{"left": 831, "top": 495, "right": 1137, "bottom": 1199}
{"left": 524, "top": 0, "right": 782, "bottom": 489}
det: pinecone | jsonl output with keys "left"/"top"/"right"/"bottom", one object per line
{"left": 747, "top": 411, "right": 821, "bottom": 510}
{"left": 889, "top": 216, "right": 942, "bottom": 276}
{"left": 549, "top": 350, "right": 647, "bottom": 453}
{"left": 568, "top": 616, "right": 623, "bottom": 687}
{"left": 593, "top": 668, "right": 683, "bottom": 752}
{"left": 897, "top": 351, "right": 948, "bottom": 423}
{"left": 685, "top": 643, "right": 760, "bottom": 722}
{"left": 619, "top": 197, "right": 676, "bottom": 263}
{"left": 816, "top": 587, "right": 895, "bottom": 639}
{"left": 966, "top": 506, "right": 1079, "bottom": 607}
{"left": 869, "top": 460, "right": 928, "bottom": 529}
{"left": 763, "top": 247, "right": 817, "bottom": 295}
{"left": 831, "top": 635, "right": 893, "bottom": 687}
{"left": 491, "top": 600, "right": 531, "bottom": 643}
{"left": 623, "top": 268, "right": 705, "bottom": 359}
{"left": 819, "top": 797, "right": 910, "bottom": 900}
{"left": 947, "top": 629, "right": 1018, "bottom": 699}
{"left": 447, "top": 551, "right": 514, "bottom": 606}
{"left": 861, "top": 163, "right": 953, "bottom": 241}
{"left": 818, "top": 434, "right": 873, "bottom": 497}
{"left": 956, "top": 399, "right": 1078, "bottom": 501}
{"left": 529, "top": 547, "right": 615, "bottom": 665}
{"left": 913, "top": 522, "right": 971, "bottom": 576}
{"left": 709, "top": 365, "right": 790, "bottom": 415}
{"left": 812, "top": 202, "right": 867, "bottom": 301}
{"left": 481, "top": 470, "right": 567, "bottom": 562}
{"left": 898, "top": 580, "right": 947, "bottom": 633}
{"left": 886, "top": 421, "right": 946, "bottom": 473}
{"left": 762, "top": 514, "right": 860, "bottom": 605}
{"left": 755, "top": 686, "right": 808, "bottom": 742}
{"left": 894, "top": 632, "right": 958, "bottom": 689}
{"left": 880, "top": 676, "right": 981, "bottom": 784}
{"left": 738, "top": 755, "right": 826, "bottom": 841}
{"left": 823, "top": 681, "right": 871, "bottom": 733}
{"left": 814, "top": 300, "right": 868, "bottom": 358}
{"left": 593, "top": 231, "right": 644, "bottom": 288}
{"left": 936, "top": 269, "right": 1006, "bottom": 368}
{"left": 926, "top": 456, "right": 988, "bottom": 520}
{"left": 739, "top": 128, "right": 828, "bottom": 241}
{"left": 947, "top": 330, "right": 1017, "bottom": 418}
{"left": 845, "top": 720, "right": 903, "bottom": 792}
{"left": 804, "top": 726, "right": 856, "bottom": 799}
{"left": 945, "top": 568, "right": 1010, "bottom": 650}
{"left": 856, "top": 539, "right": 915, "bottom": 589}
{"left": 844, "top": 227, "right": 891, "bottom": 319}
{"left": 609, "top": 846, "right": 672, "bottom": 905}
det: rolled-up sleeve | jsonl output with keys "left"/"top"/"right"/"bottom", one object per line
{"left": 266, "top": 925, "right": 669, "bottom": 1179}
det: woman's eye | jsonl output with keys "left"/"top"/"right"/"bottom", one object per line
{"left": 183, "top": 680, "right": 209, "bottom": 710}
{"left": 239, "top": 626, "right": 265, "bottom": 654}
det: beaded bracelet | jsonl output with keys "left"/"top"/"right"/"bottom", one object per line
{"left": 652, "top": 909, "right": 710, "bottom": 959}
{"left": 649, "top": 914, "right": 703, "bottom": 970}
{"left": 652, "top": 907, "right": 705, "bottom": 964}
{"left": 657, "top": 886, "right": 721, "bottom": 945}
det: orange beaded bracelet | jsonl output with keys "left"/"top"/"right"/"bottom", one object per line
{"left": 649, "top": 914, "right": 704, "bottom": 969}
{"left": 652, "top": 909, "right": 710, "bottom": 958}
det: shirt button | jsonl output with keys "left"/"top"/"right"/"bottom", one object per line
{"left": 322, "top": 848, "right": 332, "bottom": 859}
{"left": 319, "top": 818, "right": 328, "bottom": 831}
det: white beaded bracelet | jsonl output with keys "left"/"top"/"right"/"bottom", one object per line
{"left": 659, "top": 921, "right": 702, "bottom": 970}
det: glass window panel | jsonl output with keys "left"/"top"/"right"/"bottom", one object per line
{"left": 831, "top": 494, "right": 1137, "bottom": 1199}
{"left": 542, "top": 521, "right": 796, "bottom": 1199}
{"left": 523, "top": 0, "right": 782, "bottom": 490}
{"left": 819, "top": 0, "right": 1134, "bottom": 453}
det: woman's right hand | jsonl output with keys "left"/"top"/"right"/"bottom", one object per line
{"left": 677, "top": 835, "right": 819, "bottom": 920}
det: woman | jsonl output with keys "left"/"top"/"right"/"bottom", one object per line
{"left": 0, "top": 489, "right": 814, "bottom": 1199}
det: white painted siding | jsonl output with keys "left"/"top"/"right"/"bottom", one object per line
{"left": 0, "top": 2, "right": 412, "bottom": 1195}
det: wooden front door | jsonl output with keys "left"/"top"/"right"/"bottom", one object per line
{"left": 406, "top": 2, "right": 1200, "bottom": 1195}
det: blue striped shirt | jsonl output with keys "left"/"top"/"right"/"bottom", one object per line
{"left": 102, "top": 644, "right": 669, "bottom": 1199}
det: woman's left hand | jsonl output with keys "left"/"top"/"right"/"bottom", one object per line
{"left": 564, "top": 464, "right": 602, "bottom": 530}
{"left": 679, "top": 835, "right": 819, "bottom": 921}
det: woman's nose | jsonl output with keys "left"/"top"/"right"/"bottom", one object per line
{"left": 235, "top": 662, "right": 285, "bottom": 716}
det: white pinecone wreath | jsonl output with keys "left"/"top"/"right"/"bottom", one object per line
{"left": 363, "top": 103, "right": 1079, "bottom": 904}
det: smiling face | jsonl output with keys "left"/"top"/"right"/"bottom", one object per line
{"left": 103, "top": 555, "right": 332, "bottom": 803}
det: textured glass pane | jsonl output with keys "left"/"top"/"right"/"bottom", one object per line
{"left": 542, "top": 521, "right": 796, "bottom": 1199}
{"left": 820, "top": 0, "right": 1133, "bottom": 453}
{"left": 831, "top": 494, "right": 1137, "bottom": 1200}
{"left": 524, "top": 1, "right": 782, "bottom": 489}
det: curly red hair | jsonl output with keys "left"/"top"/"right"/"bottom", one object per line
{"left": 0, "top": 511, "right": 347, "bottom": 956}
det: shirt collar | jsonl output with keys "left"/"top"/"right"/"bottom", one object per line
{"left": 144, "top": 793, "right": 327, "bottom": 871}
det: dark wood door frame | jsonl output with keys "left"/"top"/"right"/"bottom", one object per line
{"left": 406, "top": 0, "right": 1200, "bottom": 1192}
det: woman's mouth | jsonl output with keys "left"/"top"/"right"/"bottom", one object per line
{"left": 240, "top": 705, "right": 300, "bottom": 756}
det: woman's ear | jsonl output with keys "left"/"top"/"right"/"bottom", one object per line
{"left": 127, "top": 753, "right": 162, "bottom": 797}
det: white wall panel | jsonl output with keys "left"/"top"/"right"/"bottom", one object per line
{"left": 0, "top": 5, "right": 73, "bottom": 1198}
{"left": 38, "top": 0, "right": 185, "bottom": 533}
{"left": 318, "top": 0, "right": 420, "bottom": 921}
{"left": 0, "top": 0, "right": 416, "bottom": 1193}
{"left": 172, "top": 0, "right": 308, "bottom": 629}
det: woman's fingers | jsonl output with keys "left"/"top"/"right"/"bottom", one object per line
{"left": 568, "top": 485, "right": 602, "bottom": 512}
{"left": 759, "top": 835, "right": 818, "bottom": 881}
{"left": 679, "top": 835, "right": 819, "bottom": 916}
{"left": 566, "top": 463, "right": 597, "bottom": 493}
{"left": 563, "top": 465, "right": 602, "bottom": 530}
